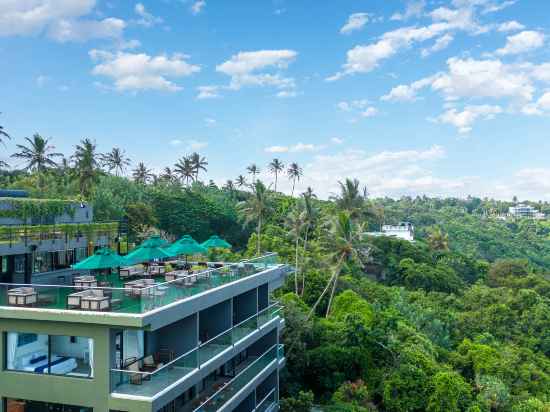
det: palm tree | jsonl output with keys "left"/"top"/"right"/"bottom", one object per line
{"left": 174, "top": 157, "right": 195, "bottom": 186}
{"left": 285, "top": 202, "right": 305, "bottom": 294}
{"left": 132, "top": 162, "right": 153, "bottom": 184}
{"left": 161, "top": 167, "right": 177, "bottom": 183}
{"left": 247, "top": 164, "right": 260, "bottom": 183}
{"left": 236, "top": 175, "right": 247, "bottom": 188}
{"left": 268, "top": 158, "right": 285, "bottom": 192}
{"left": 11, "top": 134, "right": 62, "bottom": 172}
{"left": 237, "top": 180, "right": 272, "bottom": 256}
{"left": 333, "top": 178, "right": 364, "bottom": 218}
{"left": 287, "top": 162, "right": 303, "bottom": 196}
{"left": 301, "top": 188, "right": 319, "bottom": 295}
{"left": 101, "top": 147, "right": 130, "bottom": 176}
{"left": 427, "top": 227, "right": 449, "bottom": 251}
{"left": 0, "top": 113, "right": 10, "bottom": 145}
{"left": 190, "top": 152, "right": 208, "bottom": 182}
{"left": 309, "top": 211, "right": 367, "bottom": 318}
{"left": 73, "top": 138, "right": 100, "bottom": 197}
{"left": 224, "top": 180, "right": 235, "bottom": 198}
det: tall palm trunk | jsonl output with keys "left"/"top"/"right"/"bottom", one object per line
{"left": 301, "top": 227, "right": 309, "bottom": 296}
{"left": 291, "top": 178, "right": 296, "bottom": 197}
{"left": 294, "top": 235, "right": 299, "bottom": 295}
{"left": 307, "top": 255, "right": 344, "bottom": 319}
{"left": 274, "top": 172, "right": 278, "bottom": 192}
{"left": 256, "top": 215, "right": 262, "bottom": 256}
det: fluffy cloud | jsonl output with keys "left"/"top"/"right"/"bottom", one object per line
{"left": 522, "top": 92, "right": 550, "bottom": 116}
{"left": 216, "top": 50, "right": 297, "bottom": 91}
{"left": 381, "top": 76, "right": 436, "bottom": 102}
{"left": 436, "top": 104, "right": 502, "bottom": 133}
{"left": 190, "top": 1, "right": 206, "bottom": 15}
{"left": 0, "top": 0, "right": 125, "bottom": 42}
{"left": 421, "top": 33, "right": 454, "bottom": 57}
{"left": 265, "top": 143, "right": 323, "bottom": 153}
{"left": 134, "top": 3, "right": 163, "bottom": 27}
{"left": 340, "top": 13, "right": 369, "bottom": 35}
{"left": 361, "top": 107, "right": 379, "bottom": 117}
{"left": 90, "top": 50, "right": 200, "bottom": 92}
{"left": 196, "top": 85, "right": 221, "bottom": 99}
{"left": 497, "top": 20, "right": 525, "bottom": 32}
{"left": 337, "top": 99, "right": 371, "bottom": 111}
{"left": 496, "top": 31, "right": 545, "bottom": 55}
{"left": 170, "top": 139, "right": 207, "bottom": 150}
{"left": 331, "top": 137, "right": 344, "bottom": 144}
{"left": 391, "top": 0, "right": 426, "bottom": 21}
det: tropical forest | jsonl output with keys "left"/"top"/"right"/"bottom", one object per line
{"left": 2, "top": 130, "right": 550, "bottom": 411}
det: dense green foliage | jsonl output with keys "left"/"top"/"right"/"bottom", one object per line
{"left": 2, "top": 144, "right": 550, "bottom": 410}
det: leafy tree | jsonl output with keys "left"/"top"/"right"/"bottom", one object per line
{"left": 237, "top": 180, "right": 273, "bottom": 255}
{"left": 286, "top": 202, "right": 305, "bottom": 294}
{"left": 0, "top": 112, "right": 10, "bottom": 144}
{"left": 11, "top": 133, "right": 62, "bottom": 172}
{"left": 287, "top": 162, "right": 303, "bottom": 196}
{"left": 126, "top": 202, "right": 158, "bottom": 242}
{"left": 280, "top": 391, "right": 314, "bottom": 412}
{"left": 334, "top": 178, "right": 364, "bottom": 218}
{"left": 101, "top": 147, "right": 130, "bottom": 176}
{"left": 487, "top": 258, "right": 530, "bottom": 287}
{"left": 269, "top": 158, "right": 285, "bottom": 192}
{"left": 428, "top": 226, "right": 450, "bottom": 251}
{"left": 132, "top": 162, "right": 153, "bottom": 185}
{"left": 236, "top": 174, "right": 247, "bottom": 188}
{"left": 73, "top": 138, "right": 100, "bottom": 197}
{"left": 189, "top": 152, "right": 208, "bottom": 181}
{"left": 246, "top": 163, "right": 260, "bottom": 183}
{"left": 174, "top": 157, "right": 195, "bottom": 186}
{"left": 427, "top": 371, "right": 472, "bottom": 412}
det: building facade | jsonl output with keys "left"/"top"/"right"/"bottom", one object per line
{"left": 508, "top": 204, "right": 545, "bottom": 220}
{"left": 366, "top": 222, "right": 415, "bottom": 242}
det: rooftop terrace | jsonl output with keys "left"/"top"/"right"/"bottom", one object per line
{"left": 0, "top": 253, "right": 282, "bottom": 316}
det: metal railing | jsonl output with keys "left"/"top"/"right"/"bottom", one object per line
{"left": 193, "top": 344, "right": 280, "bottom": 412}
{"left": 110, "top": 302, "right": 283, "bottom": 395}
{"left": 0, "top": 253, "right": 280, "bottom": 315}
{"left": 254, "top": 388, "right": 277, "bottom": 412}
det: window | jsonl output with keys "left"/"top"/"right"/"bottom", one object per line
{"left": 5, "top": 331, "right": 94, "bottom": 378}
{"left": 75, "top": 248, "right": 88, "bottom": 262}
{"left": 32, "top": 251, "right": 52, "bottom": 273}
{"left": 6, "top": 398, "right": 92, "bottom": 412}
{"left": 0, "top": 256, "right": 7, "bottom": 274}
{"left": 14, "top": 255, "right": 25, "bottom": 274}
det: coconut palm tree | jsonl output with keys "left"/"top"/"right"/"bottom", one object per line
{"left": 190, "top": 152, "right": 208, "bottom": 182}
{"left": 268, "top": 158, "right": 285, "bottom": 192}
{"left": 11, "top": 134, "right": 62, "bottom": 172}
{"left": 101, "top": 147, "right": 130, "bottom": 176}
{"left": 333, "top": 178, "right": 364, "bottom": 218}
{"left": 73, "top": 138, "right": 100, "bottom": 197}
{"left": 224, "top": 180, "right": 235, "bottom": 198}
{"left": 161, "top": 167, "right": 177, "bottom": 183}
{"left": 309, "top": 211, "right": 367, "bottom": 318}
{"left": 427, "top": 227, "right": 449, "bottom": 252}
{"left": 301, "top": 188, "right": 319, "bottom": 295}
{"left": 236, "top": 175, "right": 247, "bottom": 188}
{"left": 247, "top": 164, "right": 260, "bottom": 184}
{"left": 0, "top": 113, "right": 10, "bottom": 145}
{"left": 174, "top": 157, "right": 195, "bottom": 187}
{"left": 237, "top": 180, "right": 272, "bottom": 256}
{"left": 287, "top": 162, "right": 303, "bottom": 197}
{"left": 132, "top": 162, "right": 153, "bottom": 184}
{"left": 285, "top": 202, "right": 305, "bottom": 294}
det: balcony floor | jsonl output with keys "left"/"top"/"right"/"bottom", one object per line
{"left": 112, "top": 365, "right": 195, "bottom": 398}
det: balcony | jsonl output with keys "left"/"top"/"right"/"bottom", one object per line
{"left": 110, "top": 303, "right": 283, "bottom": 398}
{"left": 193, "top": 344, "right": 280, "bottom": 412}
{"left": 0, "top": 254, "right": 281, "bottom": 316}
{"left": 254, "top": 388, "right": 278, "bottom": 412}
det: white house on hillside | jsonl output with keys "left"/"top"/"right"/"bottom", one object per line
{"left": 366, "top": 222, "right": 415, "bottom": 242}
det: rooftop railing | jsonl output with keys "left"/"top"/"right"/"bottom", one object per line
{"left": 0, "top": 253, "right": 280, "bottom": 315}
{"left": 110, "top": 302, "right": 283, "bottom": 397}
{"left": 254, "top": 388, "right": 277, "bottom": 412}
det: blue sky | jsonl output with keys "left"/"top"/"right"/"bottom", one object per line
{"left": 1, "top": 0, "right": 550, "bottom": 200}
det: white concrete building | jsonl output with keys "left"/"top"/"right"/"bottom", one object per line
{"left": 508, "top": 204, "right": 545, "bottom": 220}
{"left": 366, "top": 222, "right": 415, "bottom": 242}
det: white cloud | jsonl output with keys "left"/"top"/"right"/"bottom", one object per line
{"left": 331, "top": 137, "right": 344, "bottom": 144}
{"left": 0, "top": 0, "right": 126, "bottom": 42}
{"left": 497, "top": 20, "right": 525, "bottom": 32}
{"left": 391, "top": 0, "right": 426, "bottom": 21}
{"left": 216, "top": 50, "right": 297, "bottom": 91}
{"left": 264, "top": 143, "right": 323, "bottom": 153}
{"left": 134, "top": 3, "right": 162, "bottom": 27}
{"left": 381, "top": 76, "right": 435, "bottom": 102}
{"left": 421, "top": 33, "right": 454, "bottom": 57}
{"left": 89, "top": 50, "right": 200, "bottom": 92}
{"left": 170, "top": 139, "right": 208, "bottom": 151}
{"left": 361, "top": 107, "right": 379, "bottom": 117}
{"left": 276, "top": 90, "right": 298, "bottom": 98}
{"left": 496, "top": 30, "right": 545, "bottom": 55}
{"left": 197, "top": 85, "right": 222, "bottom": 99}
{"left": 340, "top": 13, "right": 369, "bottom": 35}
{"left": 36, "top": 75, "right": 49, "bottom": 87}
{"left": 531, "top": 63, "right": 550, "bottom": 83}
{"left": 522, "top": 92, "right": 550, "bottom": 116}
{"left": 436, "top": 104, "right": 502, "bottom": 133}
{"left": 204, "top": 118, "right": 216, "bottom": 126}
{"left": 190, "top": 1, "right": 206, "bottom": 15}
{"left": 337, "top": 99, "right": 371, "bottom": 111}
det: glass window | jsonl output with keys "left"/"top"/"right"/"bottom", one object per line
{"left": 32, "top": 252, "right": 52, "bottom": 274}
{"left": 5, "top": 332, "right": 94, "bottom": 378}
{"left": 14, "top": 255, "right": 25, "bottom": 274}
{"left": 75, "top": 248, "right": 88, "bottom": 262}
{"left": 6, "top": 398, "right": 92, "bottom": 412}
{"left": 1, "top": 256, "right": 7, "bottom": 274}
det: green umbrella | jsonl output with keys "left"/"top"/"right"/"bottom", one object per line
{"left": 201, "top": 235, "right": 232, "bottom": 250}
{"left": 72, "top": 248, "right": 125, "bottom": 270}
{"left": 139, "top": 235, "right": 168, "bottom": 248}
{"left": 165, "top": 237, "right": 207, "bottom": 257}
{"left": 122, "top": 243, "right": 172, "bottom": 266}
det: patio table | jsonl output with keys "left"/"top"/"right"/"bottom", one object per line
{"left": 7, "top": 287, "right": 37, "bottom": 307}
{"left": 80, "top": 294, "right": 110, "bottom": 311}
{"left": 73, "top": 275, "right": 98, "bottom": 290}
{"left": 124, "top": 279, "right": 155, "bottom": 297}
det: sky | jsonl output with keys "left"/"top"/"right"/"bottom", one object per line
{"left": 1, "top": 0, "right": 550, "bottom": 200}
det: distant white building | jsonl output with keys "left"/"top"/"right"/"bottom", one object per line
{"left": 508, "top": 204, "right": 545, "bottom": 220}
{"left": 366, "top": 222, "right": 415, "bottom": 242}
